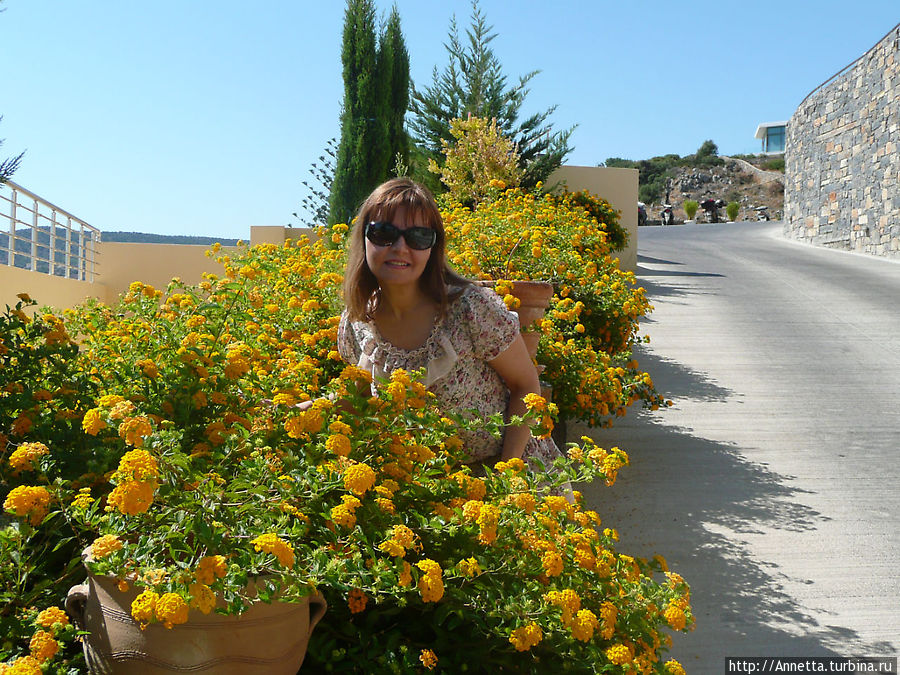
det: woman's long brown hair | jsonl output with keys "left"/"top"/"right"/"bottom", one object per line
{"left": 343, "top": 178, "right": 470, "bottom": 321}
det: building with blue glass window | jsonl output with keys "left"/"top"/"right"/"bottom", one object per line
{"left": 754, "top": 121, "right": 787, "bottom": 154}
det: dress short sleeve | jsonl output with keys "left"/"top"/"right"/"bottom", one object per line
{"left": 460, "top": 285, "right": 520, "bottom": 361}
{"left": 337, "top": 311, "right": 361, "bottom": 365}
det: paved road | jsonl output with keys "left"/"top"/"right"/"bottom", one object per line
{"left": 574, "top": 222, "right": 900, "bottom": 672}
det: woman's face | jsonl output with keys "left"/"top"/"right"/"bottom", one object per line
{"left": 364, "top": 207, "right": 433, "bottom": 290}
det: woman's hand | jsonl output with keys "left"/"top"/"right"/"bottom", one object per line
{"left": 297, "top": 393, "right": 358, "bottom": 416}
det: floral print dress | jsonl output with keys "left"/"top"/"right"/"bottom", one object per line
{"left": 337, "top": 284, "right": 565, "bottom": 475}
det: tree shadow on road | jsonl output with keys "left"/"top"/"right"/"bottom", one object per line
{"left": 629, "top": 349, "right": 731, "bottom": 404}
{"left": 636, "top": 265, "right": 725, "bottom": 279}
{"left": 638, "top": 254, "right": 686, "bottom": 266}
{"left": 637, "top": 253, "right": 725, "bottom": 280}
{"left": 635, "top": 277, "right": 721, "bottom": 317}
{"left": 565, "top": 348, "right": 895, "bottom": 666}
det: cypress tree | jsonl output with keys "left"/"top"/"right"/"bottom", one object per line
{"left": 328, "top": 0, "right": 388, "bottom": 226}
{"left": 381, "top": 6, "right": 410, "bottom": 175}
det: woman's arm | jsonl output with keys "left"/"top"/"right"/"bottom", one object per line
{"left": 487, "top": 333, "right": 542, "bottom": 461}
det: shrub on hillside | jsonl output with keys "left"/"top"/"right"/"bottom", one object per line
{"left": 726, "top": 202, "right": 740, "bottom": 222}
{"left": 762, "top": 157, "right": 785, "bottom": 172}
{"left": 683, "top": 200, "right": 699, "bottom": 221}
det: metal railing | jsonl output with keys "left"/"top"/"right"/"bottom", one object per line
{"left": 797, "top": 22, "right": 900, "bottom": 109}
{"left": 0, "top": 180, "right": 101, "bottom": 282}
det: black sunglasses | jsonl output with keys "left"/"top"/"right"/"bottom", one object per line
{"left": 365, "top": 221, "right": 437, "bottom": 251}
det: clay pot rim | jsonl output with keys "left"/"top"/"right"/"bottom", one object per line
{"left": 473, "top": 279, "right": 555, "bottom": 302}
{"left": 78, "top": 546, "right": 324, "bottom": 613}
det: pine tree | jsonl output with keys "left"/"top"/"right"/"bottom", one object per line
{"left": 295, "top": 137, "right": 337, "bottom": 228}
{"left": 328, "top": 0, "right": 389, "bottom": 226}
{"left": 408, "top": 0, "right": 573, "bottom": 191}
{"left": 0, "top": 115, "right": 23, "bottom": 185}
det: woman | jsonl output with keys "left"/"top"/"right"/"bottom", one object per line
{"left": 337, "top": 178, "right": 564, "bottom": 473}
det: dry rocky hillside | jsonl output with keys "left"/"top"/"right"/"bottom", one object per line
{"left": 644, "top": 156, "right": 785, "bottom": 224}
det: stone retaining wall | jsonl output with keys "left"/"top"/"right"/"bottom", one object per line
{"left": 784, "top": 24, "right": 900, "bottom": 258}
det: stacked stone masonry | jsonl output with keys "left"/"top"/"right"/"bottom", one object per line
{"left": 784, "top": 24, "right": 900, "bottom": 258}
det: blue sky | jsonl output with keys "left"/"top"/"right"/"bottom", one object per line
{"left": 1, "top": 1, "right": 897, "bottom": 239}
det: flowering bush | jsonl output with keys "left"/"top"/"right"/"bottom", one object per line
{"left": 549, "top": 189, "right": 628, "bottom": 253}
{"left": 443, "top": 187, "right": 669, "bottom": 426}
{"left": 1, "top": 228, "right": 692, "bottom": 673}
{"left": 428, "top": 116, "right": 523, "bottom": 207}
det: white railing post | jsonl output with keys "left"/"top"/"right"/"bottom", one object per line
{"left": 8, "top": 185, "right": 17, "bottom": 268}
{"left": 65, "top": 216, "right": 73, "bottom": 279}
{"left": 31, "top": 196, "right": 39, "bottom": 271}
{"left": 89, "top": 229, "right": 98, "bottom": 283}
{"left": 79, "top": 223, "right": 86, "bottom": 281}
{"left": 51, "top": 209, "right": 58, "bottom": 276}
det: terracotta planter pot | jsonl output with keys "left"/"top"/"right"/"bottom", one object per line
{"left": 503, "top": 280, "right": 554, "bottom": 317}
{"left": 519, "top": 330, "right": 541, "bottom": 358}
{"left": 66, "top": 572, "right": 326, "bottom": 674}
{"left": 475, "top": 280, "right": 554, "bottom": 359}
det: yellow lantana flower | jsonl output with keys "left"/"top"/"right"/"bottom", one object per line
{"left": 3, "top": 485, "right": 51, "bottom": 525}
{"left": 416, "top": 559, "right": 444, "bottom": 603}
{"left": 419, "top": 648, "right": 438, "bottom": 669}
{"left": 91, "top": 534, "right": 123, "bottom": 559}
{"left": 343, "top": 462, "right": 376, "bottom": 496}
{"left": 8, "top": 442, "right": 49, "bottom": 473}
{"left": 189, "top": 582, "right": 217, "bottom": 615}
{"left": 250, "top": 533, "right": 295, "bottom": 568}
{"left": 29, "top": 630, "right": 59, "bottom": 663}
{"left": 35, "top": 607, "right": 69, "bottom": 631}
{"left": 131, "top": 590, "right": 159, "bottom": 627}
{"left": 81, "top": 408, "right": 106, "bottom": 435}
{"left": 325, "top": 433, "right": 352, "bottom": 457}
{"left": 155, "top": 592, "right": 189, "bottom": 629}
{"left": 509, "top": 622, "right": 542, "bottom": 651}
{"left": 195, "top": 555, "right": 228, "bottom": 585}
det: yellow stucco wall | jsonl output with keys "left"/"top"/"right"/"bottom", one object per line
{"left": 1, "top": 265, "right": 109, "bottom": 312}
{"left": 1, "top": 242, "right": 234, "bottom": 311}
{"left": 96, "top": 242, "right": 230, "bottom": 303}
{"left": 547, "top": 165, "right": 639, "bottom": 272}
{"left": 249, "top": 225, "right": 316, "bottom": 246}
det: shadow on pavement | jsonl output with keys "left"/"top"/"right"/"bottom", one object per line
{"left": 635, "top": 278, "right": 720, "bottom": 314}
{"left": 636, "top": 265, "right": 725, "bottom": 279}
{"left": 630, "top": 350, "right": 732, "bottom": 404}
{"left": 638, "top": 254, "right": 686, "bottom": 266}
{"left": 565, "top": 347, "right": 895, "bottom": 666}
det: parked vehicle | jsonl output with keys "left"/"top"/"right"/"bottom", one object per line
{"left": 660, "top": 204, "right": 674, "bottom": 226}
{"left": 638, "top": 202, "right": 647, "bottom": 226}
{"left": 700, "top": 198, "right": 726, "bottom": 223}
{"left": 755, "top": 206, "right": 770, "bottom": 221}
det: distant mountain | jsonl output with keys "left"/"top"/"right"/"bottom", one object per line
{"left": 102, "top": 231, "right": 240, "bottom": 245}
